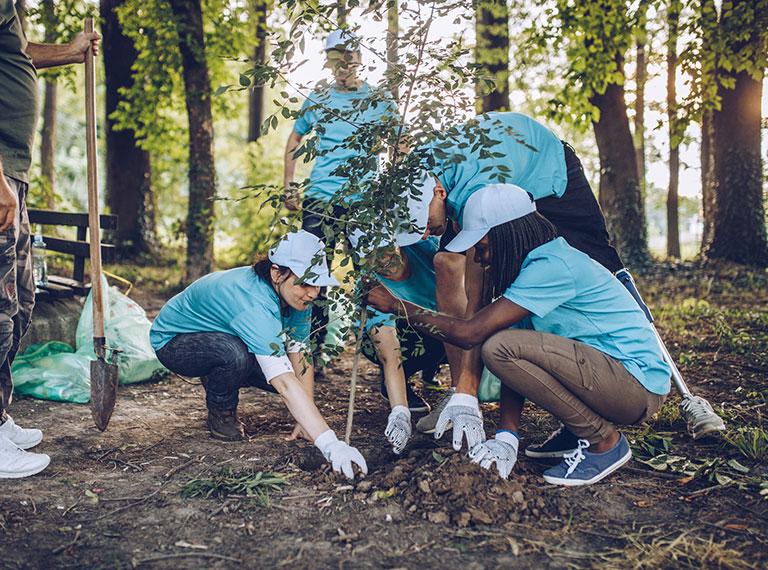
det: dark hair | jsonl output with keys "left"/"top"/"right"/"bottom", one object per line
{"left": 252, "top": 255, "right": 291, "bottom": 284}
{"left": 484, "top": 211, "right": 558, "bottom": 304}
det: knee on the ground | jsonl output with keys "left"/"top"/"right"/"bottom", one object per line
{"left": 433, "top": 252, "right": 465, "bottom": 282}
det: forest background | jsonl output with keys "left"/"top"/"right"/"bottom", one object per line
{"left": 12, "top": 0, "right": 768, "bottom": 286}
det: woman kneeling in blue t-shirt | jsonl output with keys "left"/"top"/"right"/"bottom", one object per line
{"left": 150, "top": 230, "right": 367, "bottom": 480}
{"left": 367, "top": 185, "right": 670, "bottom": 486}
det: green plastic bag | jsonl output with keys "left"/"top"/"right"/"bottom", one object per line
{"left": 477, "top": 367, "right": 501, "bottom": 403}
{"left": 12, "top": 278, "right": 167, "bottom": 403}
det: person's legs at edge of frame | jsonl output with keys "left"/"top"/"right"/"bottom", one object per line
{"left": 482, "top": 329, "right": 665, "bottom": 486}
{"left": 155, "top": 331, "right": 274, "bottom": 441}
{"left": 0, "top": 176, "right": 50, "bottom": 478}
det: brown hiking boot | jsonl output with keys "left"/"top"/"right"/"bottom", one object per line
{"left": 207, "top": 408, "right": 245, "bottom": 441}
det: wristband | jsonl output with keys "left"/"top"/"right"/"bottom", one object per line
{"left": 495, "top": 431, "right": 520, "bottom": 447}
{"left": 390, "top": 405, "right": 411, "bottom": 418}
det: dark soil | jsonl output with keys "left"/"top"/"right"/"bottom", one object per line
{"left": 1, "top": 262, "right": 767, "bottom": 569}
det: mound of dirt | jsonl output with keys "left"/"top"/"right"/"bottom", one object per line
{"left": 360, "top": 447, "right": 569, "bottom": 528}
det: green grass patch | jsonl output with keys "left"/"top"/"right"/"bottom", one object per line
{"left": 181, "top": 469, "right": 290, "bottom": 506}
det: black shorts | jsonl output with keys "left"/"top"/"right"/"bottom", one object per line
{"left": 438, "top": 142, "right": 624, "bottom": 272}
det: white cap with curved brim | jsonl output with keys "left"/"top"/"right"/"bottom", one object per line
{"left": 394, "top": 174, "right": 434, "bottom": 247}
{"left": 445, "top": 184, "right": 536, "bottom": 253}
{"left": 325, "top": 29, "right": 360, "bottom": 52}
{"left": 268, "top": 230, "right": 339, "bottom": 287}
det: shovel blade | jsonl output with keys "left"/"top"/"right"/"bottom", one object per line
{"left": 90, "top": 358, "right": 119, "bottom": 431}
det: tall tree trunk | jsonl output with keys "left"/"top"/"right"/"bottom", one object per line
{"left": 169, "top": 0, "right": 216, "bottom": 281}
{"left": 101, "top": 0, "right": 157, "bottom": 257}
{"left": 702, "top": 0, "right": 767, "bottom": 265}
{"left": 666, "top": 0, "right": 681, "bottom": 259}
{"left": 590, "top": 62, "right": 650, "bottom": 267}
{"left": 247, "top": 0, "right": 267, "bottom": 142}
{"left": 39, "top": 0, "right": 57, "bottom": 209}
{"left": 386, "top": 0, "right": 399, "bottom": 102}
{"left": 704, "top": 70, "right": 767, "bottom": 264}
{"left": 633, "top": 2, "right": 648, "bottom": 195}
{"left": 699, "top": 0, "right": 718, "bottom": 251}
{"left": 475, "top": 0, "right": 510, "bottom": 113}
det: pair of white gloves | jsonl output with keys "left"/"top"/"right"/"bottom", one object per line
{"left": 435, "top": 392, "right": 519, "bottom": 479}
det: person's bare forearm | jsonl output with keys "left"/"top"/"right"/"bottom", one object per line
{"left": 26, "top": 42, "right": 81, "bottom": 68}
{"left": 288, "top": 351, "right": 314, "bottom": 398}
{"left": 394, "top": 300, "right": 481, "bottom": 350}
{"left": 272, "top": 373, "right": 330, "bottom": 440}
{"left": 283, "top": 131, "right": 302, "bottom": 187}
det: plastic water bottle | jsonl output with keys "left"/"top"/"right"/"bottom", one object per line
{"left": 32, "top": 229, "right": 48, "bottom": 288}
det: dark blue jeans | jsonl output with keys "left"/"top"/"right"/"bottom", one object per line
{"left": 155, "top": 332, "right": 276, "bottom": 411}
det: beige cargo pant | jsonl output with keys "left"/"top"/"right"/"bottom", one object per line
{"left": 481, "top": 329, "right": 666, "bottom": 444}
{"left": 0, "top": 175, "right": 35, "bottom": 416}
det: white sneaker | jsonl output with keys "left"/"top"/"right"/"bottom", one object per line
{"left": 0, "top": 415, "right": 43, "bottom": 449}
{"left": 0, "top": 436, "right": 50, "bottom": 479}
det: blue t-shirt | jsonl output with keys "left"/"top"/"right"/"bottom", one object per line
{"left": 150, "top": 267, "right": 310, "bottom": 357}
{"left": 502, "top": 238, "right": 671, "bottom": 395}
{"left": 432, "top": 112, "right": 568, "bottom": 223}
{"left": 366, "top": 238, "right": 438, "bottom": 331}
{"left": 294, "top": 82, "right": 397, "bottom": 203}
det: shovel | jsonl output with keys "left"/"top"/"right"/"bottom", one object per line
{"left": 84, "top": 17, "right": 119, "bottom": 431}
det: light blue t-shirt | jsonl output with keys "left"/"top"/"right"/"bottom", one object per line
{"left": 502, "top": 238, "right": 671, "bottom": 395}
{"left": 366, "top": 238, "right": 438, "bottom": 331}
{"left": 294, "top": 82, "right": 397, "bottom": 203}
{"left": 150, "top": 267, "right": 310, "bottom": 357}
{"left": 432, "top": 112, "right": 568, "bottom": 224}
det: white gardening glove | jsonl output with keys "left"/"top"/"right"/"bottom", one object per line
{"left": 385, "top": 405, "right": 412, "bottom": 455}
{"left": 469, "top": 431, "right": 519, "bottom": 479}
{"left": 434, "top": 392, "right": 486, "bottom": 451}
{"left": 314, "top": 430, "right": 368, "bottom": 480}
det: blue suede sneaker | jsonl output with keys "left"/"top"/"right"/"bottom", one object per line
{"left": 542, "top": 433, "right": 632, "bottom": 486}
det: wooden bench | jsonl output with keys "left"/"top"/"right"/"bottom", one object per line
{"left": 28, "top": 209, "right": 118, "bottom": 298}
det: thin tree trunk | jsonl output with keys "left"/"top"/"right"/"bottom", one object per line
{"left": 666, "top": 0, "right": 681, "bottom": 259}
{"left": 701, "top": 108, "right": 715, "bottom": 247}
{"left": 633, "top": 2, "right": 648, "bottom": 196}
{"left": 38, "top": 0, "right": 57, "bottom": 209}
{"left": 475, "top": 0, "right": 510, "bottom": 113}
{"left": 337, "top": 0, "right": 347, "bottom": 27}
{"left": 590, "top": 60, "right": 650, "bottom": 267}
{"left": 169, "top": 0, "right": 216, "bottom": 281}
{"left": 247, "top": 0, "right": 267, "bottom": 142}
{"left": 101, "top": 0, "right": 157, "bottom": 257}
{"left": 386, "top": 0, "right": 399, "bottom": 101}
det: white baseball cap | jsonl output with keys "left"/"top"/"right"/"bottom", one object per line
{"left": 445, "top": 184, "right": 536, "bottom": 253}
{"left": 325, "top": 29, "right": 360, "bottom": 52}
{"left": 393, "top": 174, "right": 434, "bottom": 247}
{"left": 268, "top": 230, "right": 339, "bottom": 287}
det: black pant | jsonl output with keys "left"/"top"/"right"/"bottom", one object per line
{"left": 155, "top": 332, "right": 276, "bottom": 410}
{"left": 302, "top": 198, "right": 353, "bottom": 367}
{"left": 361, "top": 320, "right": 447, "bottom": 381}
{"left": 536, "top": 142, "right": 624, "bottom": 272}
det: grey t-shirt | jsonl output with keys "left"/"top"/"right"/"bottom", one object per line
{"left": 0, "top": 0, "right": 37, "bottom": 183}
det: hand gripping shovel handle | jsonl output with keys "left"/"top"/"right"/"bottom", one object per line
{"left": 85, "top": 17, "right": 118, "bottom": 431}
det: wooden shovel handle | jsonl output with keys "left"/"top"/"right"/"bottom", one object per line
{"left": 84, "top": 16, "right": 105, "bottom": 343}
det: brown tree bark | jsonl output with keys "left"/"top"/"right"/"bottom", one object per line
{"left": 100, "top": 0, "right": 157, "bottom": 257}
{"left": 590, "top": 61, "right": 650, "bottom": 267}
{"left": 39, "top": 0, "right": 57, "bottom": 209}
{"left": 247, "top": 0, "right": 268, "bottom": 142}
{"left": 704, "top": 70, "right": 767, "bottom": 264}
{"left": 702, "top": 0, "right": 767, "bottom": 265}
{"left": 475, "top": 0, "right": 510, "bottom": 113}
{"left": 169, "top": 0, "right": 216, "bottom": 281}
{"left": 633, "top": 0, "right": 648, "bottom": 195}
{"left": 700, "top": 108, "right": 715, "bottom": 247}
{"left": 666, "top": 0, "right": 681, "bottom": 259}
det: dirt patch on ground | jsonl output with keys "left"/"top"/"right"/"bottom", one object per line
{"left": 1, "top": 262, "right": 767, "bottom": 569}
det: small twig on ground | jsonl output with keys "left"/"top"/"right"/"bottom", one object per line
{"left": 164, "top": 457, "right": 199, "bottom": 479}
{"left": 135, "top": 552, "right": 242, "bottom": 565}
{"left": 61, "top": 499, "right": 82, "bottom": 518}
{"left": 80, "top": 487, "right": 162, "bottom": 523}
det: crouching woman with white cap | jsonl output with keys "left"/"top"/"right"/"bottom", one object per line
{"left": 367, "top": 185, "right": 670, "bottom": 486}
{"left": 150, "top": 230, "right": 367, "bottom": 479}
